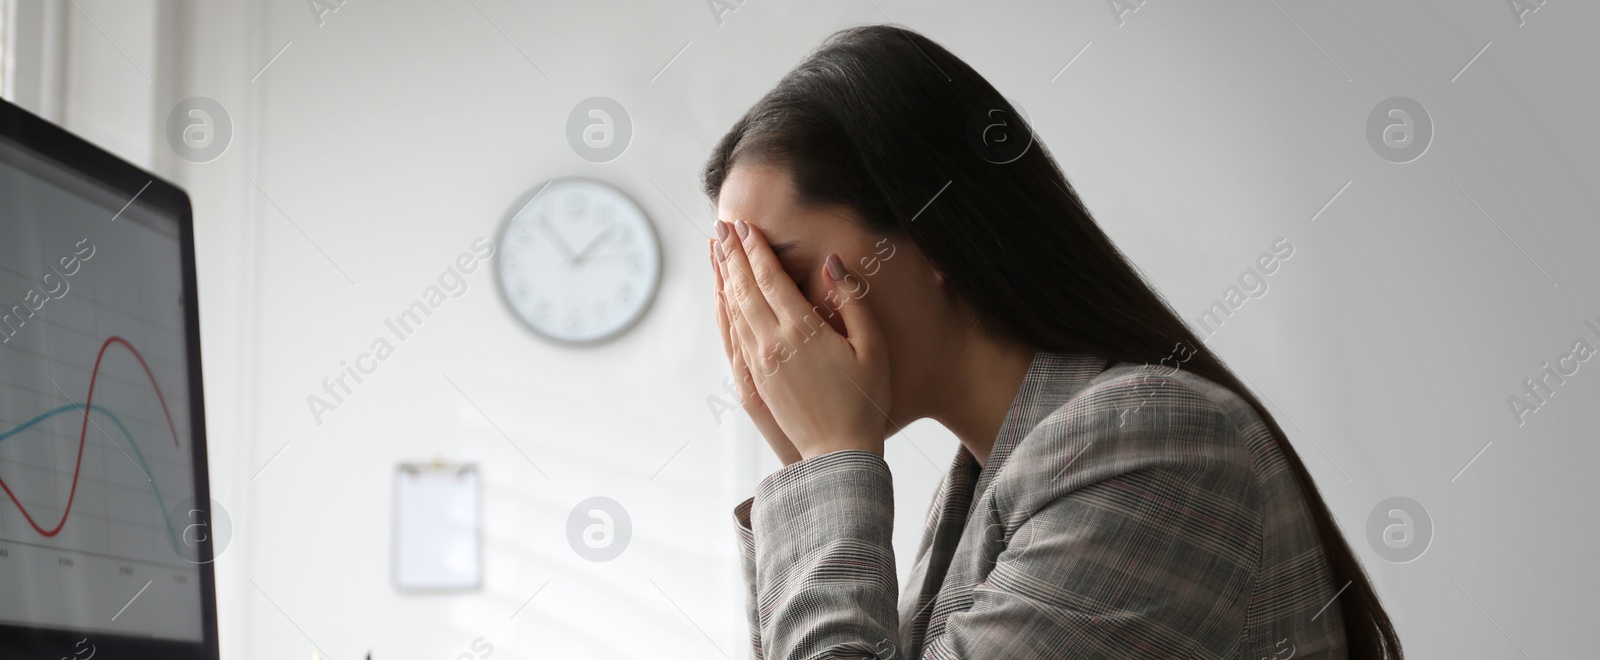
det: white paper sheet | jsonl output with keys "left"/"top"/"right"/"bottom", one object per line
{"left": 392, "top": 464, "right": 481, "bottom": 591}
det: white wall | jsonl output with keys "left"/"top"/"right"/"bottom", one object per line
{"left": 11, "top": 0, "right": 1598, "bottom": 658}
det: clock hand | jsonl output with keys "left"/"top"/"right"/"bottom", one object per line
{"left": 537, "top": 215, "right": 580, "bottom": 265}
{"left": 570, "top": 226, "right": 616, "bottom": 266}
{"left": 571, "top": 250, "right": 636, "bottom": 262}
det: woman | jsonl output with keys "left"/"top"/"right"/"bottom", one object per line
{"left": 703, "top": 25, "right": 1401, "bottom": 660}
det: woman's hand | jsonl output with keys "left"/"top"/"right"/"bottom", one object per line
{"left": 713, "top": 218, "right": 891, "bottom": 461}
{"left": 712, "top": 239, "right": 802, "bottom": 466}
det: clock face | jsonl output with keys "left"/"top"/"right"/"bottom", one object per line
{"left": 497, "top": 178, "right": 662, "bottom": 344}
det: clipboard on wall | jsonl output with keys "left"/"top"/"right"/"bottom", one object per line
{"left": 392, "top": 461, "right": 482, "bottom": 592}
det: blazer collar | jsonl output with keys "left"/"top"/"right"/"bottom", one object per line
{"left": 900, "top": 350, "right": 1111, "bottom": 649}
{"left": 968, "top": 350, "right": 1109, "bottom": 503}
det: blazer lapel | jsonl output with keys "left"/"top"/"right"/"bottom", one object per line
{"left": 898, "top": 351, "right": 1109, "bottom": 653}
{"left": 970, "top": 351, "right": 1110, "bottom": 503}
{"left": 896, "top": 442, "right": 981, "bottom": 652}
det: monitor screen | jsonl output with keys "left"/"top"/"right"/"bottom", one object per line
{"left": 0, "top": 100, "right": 217, "bottom": 658}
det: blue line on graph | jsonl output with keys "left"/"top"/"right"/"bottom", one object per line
{"left": 0, "top": 403, "right": 184, "bottom": 557}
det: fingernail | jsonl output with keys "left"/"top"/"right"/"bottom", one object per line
{"left": 825, "top": 253, "right": 846, "bottom": 281}
{"left": 715, "top": 243, "right": 726, "bottom": 263}
{"left": 734, "top": 219, "right": 749, "bottom": 240}
{"left": 714, "top": 220, "right": 728, "bottom": 240}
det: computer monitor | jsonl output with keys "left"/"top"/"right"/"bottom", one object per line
{"left": 0, "top": 98, "right": 219, "bottom": 658}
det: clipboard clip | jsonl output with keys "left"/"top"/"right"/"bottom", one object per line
{"left": 398, "top": 458, "right": 475, "bottom": 479}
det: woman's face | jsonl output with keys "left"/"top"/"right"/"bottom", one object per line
{"left": 715, "top": 162, "right": 955, "bottom": 422}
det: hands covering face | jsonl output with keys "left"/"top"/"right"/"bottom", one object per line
{"left": 710, "top": 218, "right": 891, "bottom": 463}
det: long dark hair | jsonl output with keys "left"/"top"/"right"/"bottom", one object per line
{"left": 702, "top": 24, "right": 1400, "bottom": 659}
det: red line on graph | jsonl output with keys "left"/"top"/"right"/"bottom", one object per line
{"left": 0, "top": 336, "right": 182, "bottom": 537}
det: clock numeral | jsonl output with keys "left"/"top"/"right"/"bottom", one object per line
{"left": 566, "top": 193, "right": 589, "bottom": 219}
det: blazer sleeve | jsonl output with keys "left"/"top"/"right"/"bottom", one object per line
{"left": 733, "top": 450, "right": 898, "bottom": 660}
{"left": 734, "top": 497, "right": 764, "bottom": 659}
{"left": 733, "top": 374, "right": 1262, "bottom": 660}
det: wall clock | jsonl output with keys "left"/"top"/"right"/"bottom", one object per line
{"left": 497, "top": 177, "right": 662, "bottom": 344}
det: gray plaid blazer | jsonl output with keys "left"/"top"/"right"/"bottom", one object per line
{"left": 732, "top": 351, "right": 1348, "bottom": 659}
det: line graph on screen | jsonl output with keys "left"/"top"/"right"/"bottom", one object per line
{"left": 0, "top": 335, "right": 190, "bottom": 562}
